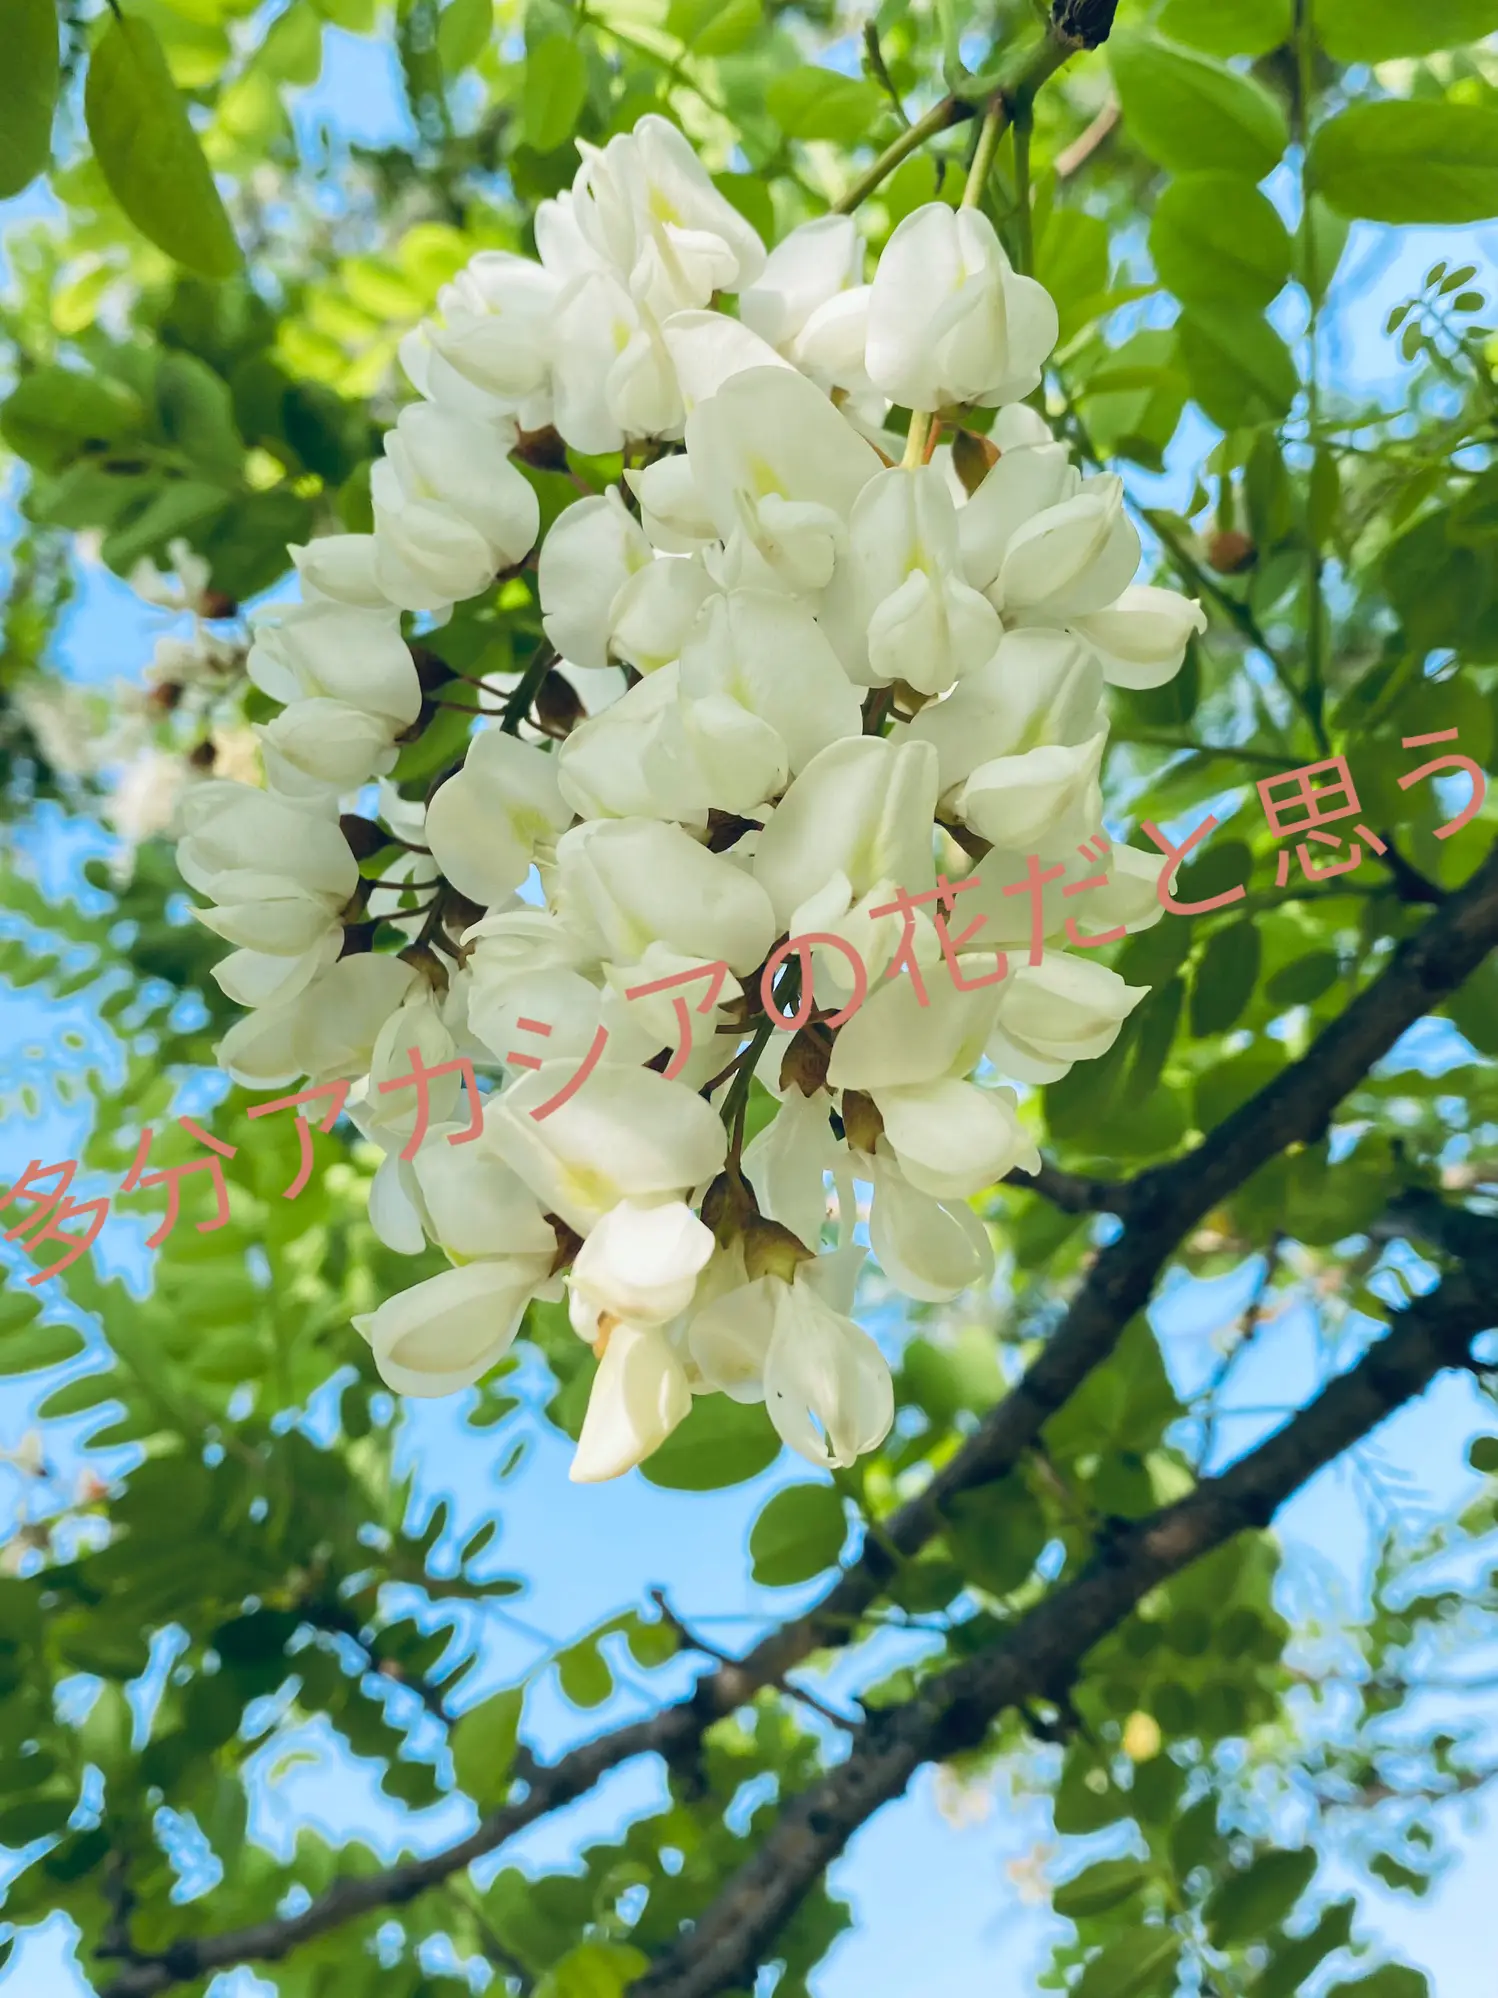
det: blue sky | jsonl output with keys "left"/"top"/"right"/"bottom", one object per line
{"left": 3, "top": 23, "right": 1498, "bottom": 1998}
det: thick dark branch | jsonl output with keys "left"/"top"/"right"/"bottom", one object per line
{"left": 632, "top": 1258, "right": 1498, "bottom": 1998}
{"left": 98, "top": 844, "right": 1498, "bottom": 1998}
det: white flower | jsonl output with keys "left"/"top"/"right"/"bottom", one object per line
{"left": 539, "top": 490, "right": 654, "bottom": 670}
{"left": 488, "top": 1061, "right": 727, "bottom": 1234}
{"left": 738, "top": 213, "right": 870, "bottom": 397}
{"left": 626, "top": 453, "right": 718, "bottom": 553}
{"left": 571, "top": 114, "right": 765, "bottom": 318}
{"left": 257, "top": 698, "right": 402, "bottom": 799}
{"left": 1070, "top": 584, "right": 1207, "bottom": 690}
{"left": 570, "top": 1321, "right": 693, "bottom": 1482}
{"left": 427, "top": 251, "right": 561, "bottom": 407}
{"left": 953, "top": 732, "right": 1108, "bottom": 851}
{"left": 179, "top": 783, "right": 355, "bottom": 992}
{"left": 556, "top": 817, "right": 776, "bottom": 974}
{"left": 129, "top": 536, "right": 213, "bottom": 613}
{"left": 762, "top": 1268, "right": 893, "bottom": 1470}
{"left": 974, "top": 474, "right": 1142, "bottom": 626}
{"left": 958, "top": 433, "right": 1078, "bottom": 594}
{"left": 661, "top": 309, "right": 794, "bottom": 417}
{"left": 247, "top": 596, "right": 419, "bottom": 728}
{"left": 216, "top": 953, "right": 418, "bottom": 1088}
{"left": 865, "top": 203, "right": 1058, "bottom": 411}
{"left": 425, "top": 728, "right": 572, "bottom": 908}
{"left": 567, "top": 1198, "right": 715, "bottom": 1342}
{"left": 355, "top": 1257, "right": 549, "bottom": 1398}
{"left": 552, "top": 269, "right": 683, "bottom": 453}
{"left": 987, "top": 952, "right": 1148, "bottom": 1084}
{"left": 865, "top": 1146, "right": 995, "bottom": 1304}
{"left": 608, "top": 552, "right": 716, "bottom": 674}
{"left": 372, "top": 1120, "right": 558, "bottom": 1261}
{"left": 753, "top": 735, "right": 938, "bottom": 931}
{"left": 372, "top": 404, "right": 540, "bottom": 611}
{"left": 825, "top": 464, "right": 1003, "bottom": 694}
{"left": 685, "top": 366, "right": 882, "bottom": 592}
{"left": 290, "top": 534, "right": 391, "bottom": 607}
{"left": 557, "top": 666, "right": 703, "bottom": 824}
{"left": 904, "top": 628, "right": 1105, "bottom": 797}
{"left": 872, "top": 1077, "right": 1039, "bottom": 1201}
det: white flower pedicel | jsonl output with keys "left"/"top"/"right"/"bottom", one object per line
{"left": 169, "top": 115, "right": 1206, "bottom": 1482}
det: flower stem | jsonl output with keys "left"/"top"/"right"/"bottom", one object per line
{"left": 962, "top": 101, "right": 1005, "bottom": 209}
{"left": 901, "top": 411, "right": 934, "bottom": 468}
{"left": 832, "top": 96, "right": 970, "bottom": 216}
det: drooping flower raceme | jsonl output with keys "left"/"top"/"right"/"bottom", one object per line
{"left": 162, "top": 118, "right": 1203, "bottom": 1487}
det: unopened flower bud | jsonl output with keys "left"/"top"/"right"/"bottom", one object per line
{"left": 1206, "top": 529, "right": 1256, "bottom": 575}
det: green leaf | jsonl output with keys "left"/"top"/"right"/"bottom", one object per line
{"left": 556, "top": 1637, "right": 613, "bottom": 1709}
{"left": 749, "top": 1482, "right": 847, "bottom": 1586}
{"left": 1157, "top": 0, "right": 1292, "bottom": 55}
{"left": 1468, "top": 1436, "right": 1498, "bottom": 1473}
{"left": 523, "top": 38, "right": 588, "bottom": 154}
{"left": 1205, "top": 1846, "right": 1316, "bottom": 1946}
{"left": 666, "top": 0, "right": 763, "bottom": 56}
{"left": 1327, "top": 1971, "right": 1429, "bottom": 1998}
{"left": 258, "top": 1, "right": 323, "bottom": 85}
{"left": 450, "top": 1686, "right": 523, "bottom": 1805}
{"left": 84, "top": 15, "right": 240, "bottom": 278}
{"left": 1258, "top": 1900, "right": 1356, "bottom": 1998}
{"left": 1177, "top": 305, "right": 1299, "bottom": 428}
{"left": 0, "top": 1319, "right": 87, "bottom": 1376}
{"left": 535, "top": 1942, "right": 650, "bottom": 1998}
{"left": 1190, "top": 920, "right": 1261, "bottom": 1035}
{"left": 1109, "top": 31, "right": 1289, "bottom": 181}
{"left": 1264, "top": 950, "right": 1340, "bottom": 1008}
{"left": 1053, "top": 1858, "right": 1154, "bottom": 1920}
{"left": 1315, "top": 0, "right": 1498, "bottom": 61}
{"left": 766, "top": 65, "right": 887, "bottom": 145}
{"left": 1150, "top": 173, "right": 1292, "bottom": 311}
{"left": 438, "top": 0, "right": 493, "bottom": 74}
{"left": 0, "top": 0, "right": 59, "bottom": 198}
{"left": 946, "top": 1475, "right": 1048, "bottom": 1596}
{"left": 1311, "top": 102, "right": 1498, "bottom": 225}
{"left": 0, "top": 366, "right": 145, "bottom": 475}
{"left": 640, "top": 1393, "right": 780, "bottom": 1490}
{"left": 1075, "top": 1927, "right": 1181, "bottom": 1998}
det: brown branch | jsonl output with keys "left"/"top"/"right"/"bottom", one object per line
{"left": 96, "top": 839, "right": 1498, "bottom": 1998}
{"left": 631, "top": 1253, "right": 1498, "bottom": 1998}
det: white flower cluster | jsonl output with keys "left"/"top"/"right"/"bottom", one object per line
{"left": 170, "top": 117, "right": 1205, "bottom": 1483}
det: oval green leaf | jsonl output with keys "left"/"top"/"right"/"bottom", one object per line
{"left": 1205, "top": 1845, "right": 1316, "bottom": 1946}
{"left": 748, "top": 1482, "right": 847, "bottom": 1587}
{"left": 1315, "top": 0, "right": 1498, "bottom": 62}
{"left": 1075, "top": 1927, "right": 1182, "bottom": 1998}
{"left": 1311, "top": 101, "right": 1498, "bottom": 225}
{"left": 1190, "top": 920, "right": 1261, "bottom": 1036}
{"left": 1109, "top": 31, "right": 1289, "bottom": 181}
{"left": 1053, "top": 1857, "right": 1155, "bottom": 1921}
{"left": 1177, "top": 304, "right": 1299, "bottom": 429}
{"left": 0, "top": 0, "right": 60, "bottom": 198}
{"left": 523, "top": 37, "right": 588, "bottom": 154}
{"left": 450, "top": 1685, "right": 524, "bottom": 1805}
{"left": 1150, "top": 173, "right": 1292, "bottom": 311}
{"left": 1157, "top": 0, "right": 1291, "bottom": 56}
{"left": 84, "top": 14, "right": 241, "bottom": 279}
{"left": 640, "top": 1392, "right": 780, "bottom": 1490}
{"left": 438, "top": 0, "right": 493, "bottom": 73}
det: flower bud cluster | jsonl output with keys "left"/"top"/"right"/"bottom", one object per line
{"left": 166, "top": 116, "right": 1206, "bottom": 1484}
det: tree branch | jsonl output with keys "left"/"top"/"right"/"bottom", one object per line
{"left": 97, "top": 840, "right": 1498, "bottom": 1998}
{"left": 631, "top": 1252, "right": 1498, "bottom": 1998}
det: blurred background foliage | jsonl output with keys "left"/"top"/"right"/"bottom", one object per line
{"left": 1, "top": 1, "right": 1498, "bottom": 1996}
